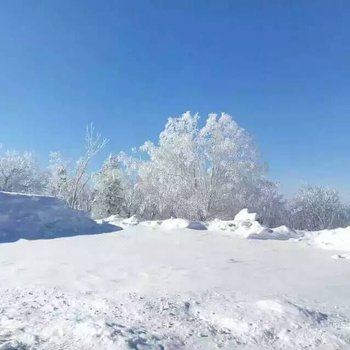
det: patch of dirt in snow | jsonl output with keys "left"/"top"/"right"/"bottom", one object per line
{"left": 0, "top": 289, "right": 349, "bottom": 350}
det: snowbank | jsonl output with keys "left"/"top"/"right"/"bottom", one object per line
{"left": 302, "top": 227, "right": 350, "bottom": 252}
{"left": 101, "top": 216, "right": 208, "bottom": 231}
{"left": 161, "top": 218, "right": 207, "bottom": 230}
{"left": 208, "top": 209, "right": 266, "bottom": 237}
{"left": 99, "top": 215, "right": 140, "bottom": 228}
{"left": 249, "top": 225, "right": 301, "bottom": 241}
{"left": 99, "top": 209, "right": 350, "bottom": 252}
{"left": 208, "top": 209, "right": 299, "bottom": 240}
{"left": 0, "top": 191, "right": 120, "bottom": 242}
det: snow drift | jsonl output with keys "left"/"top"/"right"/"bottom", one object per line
{"left": 301, "top": 226, "right": 350, "bottom": 252}
{"left": 0, "top": 191, "right": 120, "bottom": 243}
{"left": 208, "top": 209, "right": 301, "bottom": 241}
{"left": 101, "top": 215, "right": 207, "bottom": 231}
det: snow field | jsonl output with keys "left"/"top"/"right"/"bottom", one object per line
{"left": 1, "top": 228, "right": 350, "bottom": 349}
{"left": 1, "top": 193, "right": 350, "bottom": 348}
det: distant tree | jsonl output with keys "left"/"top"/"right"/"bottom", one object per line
{"left": 290, "top": 185, "right": 346, "bottom": 230}
{"left": 0, "top": 148, "right": 46, "bottom": 193}
{"left": 244, "top": 179, "right": 287, "bottom": 227}
{"left": 92, "top": 154, "right": 123, "bottom": 218}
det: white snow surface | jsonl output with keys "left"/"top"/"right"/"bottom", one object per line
{"left": 1, "top": 196, "right": 350, "bottom": 349}
{"left": 1, "top": 227, "right": 350, "bottom": 349}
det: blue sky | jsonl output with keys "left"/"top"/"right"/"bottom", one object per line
{"left": 0, "top": 1, "right": 349, "bottom": 198}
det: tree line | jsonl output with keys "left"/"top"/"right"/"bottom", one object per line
{"left": 0, "top": 113, "right": 349, "bottom": 231}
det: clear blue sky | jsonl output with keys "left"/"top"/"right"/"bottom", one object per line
{"left": 0, "top": 0, "right": 349, "bottom": 198}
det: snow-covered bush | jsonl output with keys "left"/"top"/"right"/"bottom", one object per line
{"left": 0, "top": 148, "right": 46, "bottom": 194}
{"left": 290, "top": 185, "right": 347, "bottom": 230}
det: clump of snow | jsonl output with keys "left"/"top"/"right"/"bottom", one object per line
{"left": 249, "top": 225, "right": 301, "bottom": 241}
{"left": 208, "top": 209, "right": 300, "bottom": 241}
{"left": 234, "top": 208, "right": 258, "bottom": 222}
{"left": 0, "top": 191, "right": 120, "bottom": 242}
{"left": 139, "top": 220, "right": 163, "bottom": 229}
{"left": 160, "top": 218, "right": 207, "bottom": 230}
{"left": 161, "top": 218, "right": 192, "bottom": 230}
{"left": 208, "top": 209, "right": 266, "bottom": 237}
{"left": 95, "top": 215, "right": 140, "bottom": 229}
{"left": 121, "top": 215, "right": 139, "bottom": 226}
{"left": 302, "top": 227, "right": 350, "bottom": 252}
{"left": 206, "top": 209, "right": 350, "bottom": 248}
{"left": 99, "top": 216, "right": 207, "bottom": 231}
{"left": 207, "top": 218, "right": 237, "bottom": 232}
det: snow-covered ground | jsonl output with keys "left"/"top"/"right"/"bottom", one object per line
{"left": 1, "top": 193, "right": 350, "bottom": 349}
{"left": 1, "top": 228, "right": 350, "bottom": 349}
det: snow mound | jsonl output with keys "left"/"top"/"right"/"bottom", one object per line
{"left": 93, "top": 215, "right": 140, "bottom": 229}
{"left": 160, "top": 218, "right": 207, "bottom": 230}
{"left": 0, "top": 192, "right": 120, "bottom": 243}
{"left": 302, "top": 227, "right": 350, "bottom": 252}
{"left": 208, "top": 209, "right": 299, "bottom": 241}
{"left": 234, "top": 208, "right": 258, "bottom": 222}
{"left": 99, "top": 217, "right": 207, "bottom": 231}
{"left": 121, "top": 215, "right": 139, "bottom": 226}
{"left": 208, "top": 209, "right": 266, "bottom": 237}
{"left": 138, "top": 220, "right": 162, "bottom": 229}
{"left": 249, "top": 225, "right": 301, "bottom": 241}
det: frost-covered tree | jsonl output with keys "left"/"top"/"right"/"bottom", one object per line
{"left": 92, "top": 154, "right": 123, "bottom": 218}
{"left": 197, "top": 112, "right": 264, "bottom": 219}
{"left": 47, "top": 152, "right": 71, "bottom": 199}
{"left": 122, "top": 112, "right": 268, "bottom": 220}
{"left": 290, "top": 185, "right": 346, "bottom": 230}
{"left": 117, "top": 151, "right": 145, "bottom": 218}
{"left": 242, "top": 178, "right": 287, "bottom": 227}
{"left": 0, "top": 148, "right": 46, "bottom": 193}
{"left": 47, "top": 124, "right": 108, "bottom": 210}
{"left": 69, "top": 124, "right": 108, "bottom": 210}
